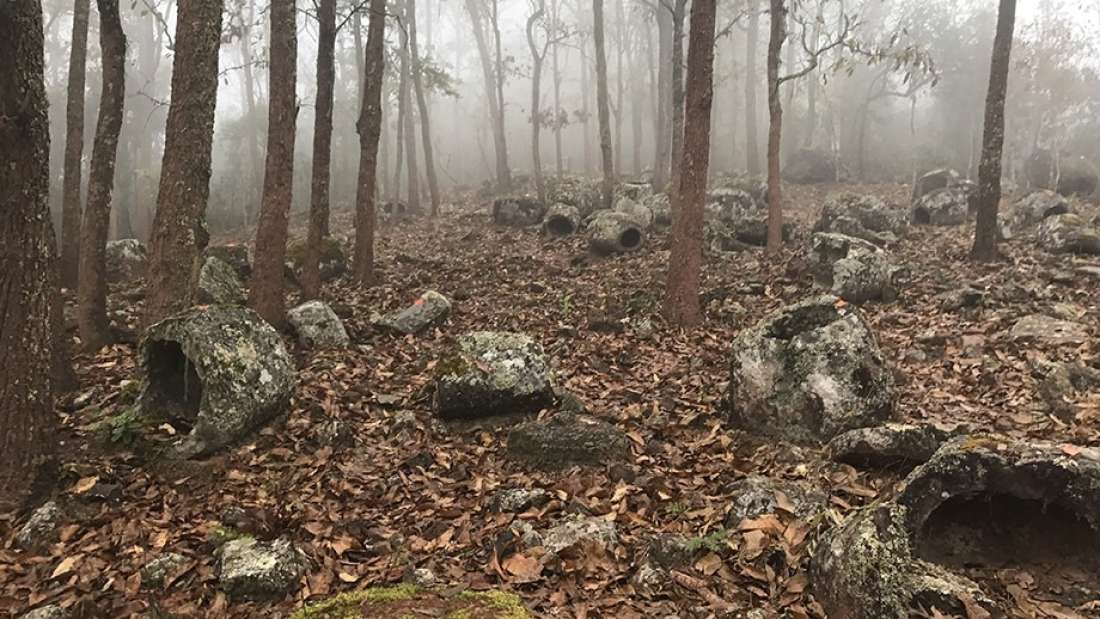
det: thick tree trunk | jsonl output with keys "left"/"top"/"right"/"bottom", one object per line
{"left": 77, "top": 0, "right": 126, "bottom": 352}
{"left": 409, "top": 0, "right": 441, "bottom": 216}
{"left": 745, "top": 0, "right": 761, "bottom": 175}
{"left": 249, "top": 0, "right": 298, "bottom": 328}
{"left": 652, "top": 4, "right": 672, "bottom": 190}
{"left": 593, "top": 0, "right": 614, "bottom": 210}
{"left": 60, "top": 0, "right": 90, "bottom": 290}
{"left": 668, "top": 0, "right": 686, "bottom": 195}
{"left": 144, "top": 0, "right": 224, "bottom": 327}
{"left": 972, "top": 0, "right": 1016, "bottom": 261}
{"left": 353, "top": 0, "right": 388, "bottom": 284}
{"left": 0, "top": 0, "right": 58, "bottom": 512}
{"left": 663, "top": 0, "right": 716, "bottom": 328}
{"left": 765, "top": 0, "right": 786, "bottom": 254}
{"left": 527, "top": 1, "right": 547, "bottom": 205}
{"left": 302, "top": 0, "right": 336, "bottom": 300}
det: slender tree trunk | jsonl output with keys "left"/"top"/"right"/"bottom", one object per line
{"left": 490, "top": 0, "right": 510, "bottom": 188}
{"left": 580, "top": 42, "right": 593, "bottom": 174}
{"left": 527, "top": 1, "right": 548, "bottom": 205}
{"left": 594, "top": 0, "right": 614, "bottom": 209}
{"left": 60, "top": 0, "right": 90, "bottom": 289}
{"left": 144, "top": 0, "right": 224, "bottom": 327}
{"left": 302, "top": 0, "right": 335, "bottom": 300}
{"left": 248, "top": 0, "right": 297, "bottom": 327}
{"left": 77, "top": 0, "right": 126, "bottom": 352}
{"left": 745, "top": 0, "right": 761, "bottom": 175}
{"left": 398, "top": 3, "right": 420, "bottom": 212}
{"left": 668, "top": 0, "right": 686, "bottom": 195}
{"left": 409, "top": 0, "right": 440, "bottom": 215}
{"left": 663, "top": 0, "right": 716, "bottom": 328}
{"left": 765, "top": 0, "right": 786, "bottom": 254}
{"left": 652, "top": 4, "right": 671, "bottom": 190}
{"left": 240, "top": 0, "right": 261, "bottom": 223}
{"left": 801, "top": 2, "right": 822, "bottom": 149}
{"left": 972, "top": 0, "right": 1017, "bottom": 261}
{"left": 631, "top": 16, "right": 643, "bottom": 176}
{"left": 354, "top": 0, "right": 388, "bottom": 284}
{"left": 551, "top": 0, "right": 564, "bottom": 176}
{"left": 613, "top": 0, "right": 624, "bottom": 174}
{"left": 464, "top": 0, "right": 509, "bottom": 190}
{"left": 0, "top": 0, "right": 58, "bottom": 512}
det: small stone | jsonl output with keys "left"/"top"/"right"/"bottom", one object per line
{"left": 1009, "top": 314, "right": 1088, "bottom": 346}
{"left": 141, "top": 552, "right": 187, "bottom": 588}
{"left": 389, "top": 410, "right": 418, "bottom": 436}
{"left": 489, "top": 488, "right": 552, "bottom": 513}
{"left": 647, "top": 535, "right": 694, "bottom": 569}
{"left": 287, "top": 300, "right": 350, "bottom": 349}
{"left": 15, "top": 501, "right": 62, "bottom": 550}
{"left": 507, "top": 414, "right": 631, "bottom": 470}
{"left": 540, "top": 516, "right": 619, "bottom": 555}
{"left": 19, "top": 604, "right": 67, "bottom": 619}
{"left": 408, "top": 567, "right": 438, "bottom": 588}
{"left": 936, "top": 285, "right": 985, "bottom": 311}
{"left": 218, "top": 538, "right": 306, "bottom": 601}
{"left": 726, "top": 475, "right": 825, "bottom": 525}
{"left": 375, "top": 290, "right": 452, "bottom": 335}
{"left": 633, "top": 562, "right": 670, "bottom": 595}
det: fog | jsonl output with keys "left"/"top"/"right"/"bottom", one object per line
{"left": 38, "top": 0, "right": 1100, "bottom": 239}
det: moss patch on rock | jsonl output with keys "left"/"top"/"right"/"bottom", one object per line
{"left": 290, "top": 585, "right": 531, "bottom": 619}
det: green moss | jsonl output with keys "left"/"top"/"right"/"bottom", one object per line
{"left": 91, "top": 406, "right": 146, "bottom": 446}
{"left": 207, "top": 524, "right": 253, "bottom": 547}
{"left": 436, "top": 352, "right": 471, "bottom": 379}
{"left": 289, "top": 585, "right": 420, "bottom": 619}
{"left": 456, "top": 590, "right": 531, "bottom": 619}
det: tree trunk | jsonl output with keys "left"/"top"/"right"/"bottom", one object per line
{"left": 353, "top": 0, "right": 388, "bottom": 284}
{"left": 971, "top": 0, "right": 1016, "bottom": 261}
{"left": 765, "top": 0, "right": 786, "bottom": 254}
{"left": 463, "top": 0, "right": 509, "bottom": 190}
{"left": 801, "top": 2, "right": 822, "bottom": 149}
{"left": 144, "top": 0, "right": 224, "bottom": 327}
{"left": 745, "top": 0, "right": 761, "bottom": 175}
{"left": 668, "top": 0, "right": 686, "bottom": 195}
{"left": 248, "top": 0, "right": 297, "bottom": 327}
{"left": 392, "top": 89, "right": 405, "bottom": 199}
{"left": 631, "top": 16, "right": 643, "bottom": 176}
{"left": 613, "top": 0, "right": 624, "bottom": 174}
{"left": 490, "top": 0, "right": 511, "bottom": 189}
{"left": 239, "top": 0, "right": 261, "bottom": 223}
{"left": 527, "top": 1, "right": 547, "bottom": 205}
{"left": 551, "top": 0, "right": 564, "bottom": 176}
{"left": 0, "top": 0, "right": 58, "bottom": 512}
{"left": 301, "top": 0, "right": 336, "bottom": 300}
{"left": 663, "top": 0, "right": 716, "bottom": 328}
{"left": 593, "top": 0, "right": 614, "bottom": 210}
{"left": 652, "top": 4, "right": 672, "bottom": 190}
{"left": 580, "top": 42, "right": 593, "bottom": 175}
{"left": 77, "top": 0, "right": 126, "bottom": 352}
{"left": 60, "top": 0, "right": 90, "bottom": 290}
{"left": 409, "top": 0, "right": 441, "bottom": 216}
{"left": 398, "top": 2, "right": 420, "bottom": 212}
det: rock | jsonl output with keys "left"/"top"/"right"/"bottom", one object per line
{"left": 633, "top": 561, "right": 671, "bottom": 595}
{"left": 286, "top": 237, "right": 348, "bottom": 282}
{"left": 15, "top": 501, "right": 62, "bottom": 550}
{"left": 644, "top": 193, "right": 672, "bottom": 225}
{"left": 289, "top": 585, "right": 533, "bottom": 619}
{"left": 813, "top": 436, "right": 1100, "bottom": 618}
{"left": 811, "top": 233, "right": 904, "bottom": 304}
{"left": 814, "top": 193, "right": 907, "bottom": 245}
{"left": 935, "top": 285, "right": 985, "bottom": 311}
{"left": 707, "top": 187, "right": 761, "bottom": 213}
{"left": 615, "top": 180, "right": 654, "bottom": 202}
{"left": 141, "top": 552, "right": 188, "bottom": 588}
{"left": 489, "top": 487, "right": 552, "bottom": 513}
{"left": 726, "top": 295, "right": 896, "bottom": 444}
{"left": 196, "top": 257, "right": 246, "bottom": 305}
{"left": 19, "top": 605, "right": 67, "bottom": 619}
{"left": 1032, "top": 359, "right": 1100, "bottom": 421}
{"left": 218, "top": 537, "right": 305, "bottom": 601}
{"left": 1026, "top": 150, "right": 1099, "bottom": 197}
{"left": 138, "top": 305, "right": 296, "bottom": 457}
{"left": 287, "top": 300, "right": 349, "bottom": 349}
{"left": 408, "top": 567, "right": 438, "bottom": 588}
{"left": 105, "top": 239, "right": 147, "bottom": 284}
{"left": 1009, "top": 313, "right": 1088, "bottom": 346}
{"left": 1036, "top": 213, "right": 1100, "bottom": 255}
{"left": 726, "top": 475, "right": 826, "bottom": 525}
{"left": 716, "top": 175, "right": 768, "bottom": 205}
{"left": 380, "top": 200, "right": 409, "bottom": 221}
{"left": 543, "top": 203, "right": 582, "bottom": 237}
{"left": 911, "top": 168, "right": 960, "bottom": 204}
{"left": 312, "top": 418, "right": 354, "bottom": 447}
{"left": 825, "top": 423, "right": 952, "bottom": 470}
{"left": 1077, "top": 265, "right": 1100, "bottom": 280}
{"left": 204, "top": 244, "right": 251, "bottom": 280}
{"left": 433, "top": 331, "right": 554, "bottom": 419}
{"left": 375, "top": 290, "right": 452, "bottom": 335}
{"left": 507, "top": 414, "right": 631, "bottom": 470}
{"left": 492, "top": 196, "right": 546, "bottom": 226}
{"left": 614, "top": 196, "right": 654, "bottom": 229}
{"left": 540, "top": 516, "right": 619, "bottom": 555}
{"left": 546, "top": 175, "right": 602, "bottom": 218}
{"left": 1008, "top": 189, "right": 1071, "bottom": 229}
{"left": 707, "top": 198, "right": 796, "bottom": 247}
{"left": 910, "top": 187, "right": 969, "bottom": 226}
{"left": 783, "top": 148, "right": 835, "bottom": 184}
{"left": 588, "top": 211, "right": 646, "bottom": 255}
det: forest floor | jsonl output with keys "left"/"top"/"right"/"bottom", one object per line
{"left": 2, "top": 182, "right": 1099, "bottom": 618}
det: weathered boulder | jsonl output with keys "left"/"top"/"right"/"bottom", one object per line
{"left": 492, "top": 196, "right": 546, "bottom": 226}
{"left": 196, "top": 257, "right": 246, "bottom": 305}
{"left": 203, "top": 244, "right": 251, "bottom": 280}
{"left": 218, "top": 538, "right": 305, "bottom": 601}
{"left": 911, "top": 168, "right": 960, "bottom": 204}
{"left": 1026, "top": 150, "right": 1099, "bottom": 197}
{"left": 614, "top": 196, "right": 654, "bottom": 229}
{"left": 138, "top": 305, "right": 296, "bottom": 457}
{"left": 588, "top": 211, "right": 646, "bottom": 255}
{"left": 707, "top": 199, "right": 796, "bottom": 247}
{"left": 286, "top": 237, "right": 347, "bottom": 282}
{"left": 707, "top": 187, "right": 761, "bottom": 214}
{"left": 1036, "top": 213, "right": 1100, "bottom": 255}
{"left": 910, "top": 187, "right": 969, "bottom": 226}
{"left": 289, "top": 585, "right": 533, "bottom": 619}
{"left": 615, "top": 180, "right": 654, "bottom": 202}
{"left": 542, "top": 203, "right": 582, "bottom": 237}
{"left": 1032, "top": 359, "right": 1100, "bottom": 421}
{"left": 1009, "top": 313, "right": 1088, "bottom": 346}
{"left": 814, "top": 193, "right": 907, "bottom": 245}
{"left": 287, "top": 300, "right": 349, "bottom": 349}
{"left": 15, "top": 501, "right": 62, "bottom": 550}
{"left": 814, "top": 436, "right": 1100, "bottom": 618}
{"left": 105, "top": 239, "right": 147, "bottom": 284}
{"left": 726, "top": 295, "right": 896, "bottom": 443}
{"left": 825, "top": 423, "right": 952, "bottom": 470}
{"left": 507, "top": 413, "right": 631, "bottom": 470}
{"left": 716, "top": 175, "right": 768, "bottom": 205}
{"left": 433, "top": 331, "right": 553, "bottom": 419}
{"left": 811, "top": 233, "right": 905, "bottom": 304}
{"left": 726, "top": 475, "right": 826, "bottom": 526}
{"left": 644, "top": 193, "right": 672, "bottom": 226}
{"left": 1008, "top": 189, "right": 1071, "bottom": 229}
{"left": 546, "top": 175, "right": 602, "bottom": 218}
{"left": 784, "top": 148, "right": 835, "bottom": 184}
{"left": 375, "top": 290, "right": 452, "bottom": 335}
